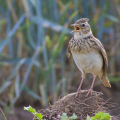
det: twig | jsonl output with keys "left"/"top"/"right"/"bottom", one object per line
{"left": 0, "top": 108, "right": 7, "bottom": 120}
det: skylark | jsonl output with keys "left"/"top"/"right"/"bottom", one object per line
{"left": 67, "top": 18, "right": 111, "bottom": 97}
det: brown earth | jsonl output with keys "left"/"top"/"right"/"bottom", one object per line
{"left": 33, "top": 91, "right": 117, "bottom": 120}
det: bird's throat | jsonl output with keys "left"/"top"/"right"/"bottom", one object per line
{"left": 74, "top": 30, "right": 92, "bottom": 39}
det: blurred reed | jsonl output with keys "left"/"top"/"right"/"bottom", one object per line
{"left": 0, "top": 0, "right": 120, "bottom": 109}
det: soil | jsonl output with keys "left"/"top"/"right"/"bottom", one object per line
{"left": 33, "top": 90, "right": 116, "bottom": 120}
{"left": 0, "top": 90, "right": 119, "bottom": 120}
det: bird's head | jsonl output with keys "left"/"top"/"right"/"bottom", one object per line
{"left": 70, "top": 18, "right": 92, "bottom": 39}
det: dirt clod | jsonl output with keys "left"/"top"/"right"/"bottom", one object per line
{"left": 33, "top": 91, "right": 113, "bottom": 120}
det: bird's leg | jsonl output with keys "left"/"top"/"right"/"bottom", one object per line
{"left": 75, "top": 77, "right": 84, "bottom": 97}
{"left": 86, "top": 76, "right": 96, "bottom": 97}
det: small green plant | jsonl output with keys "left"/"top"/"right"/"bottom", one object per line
{"left": 24, "top": 106, "right": 77, "bottom": 120}
{"left": 61, "top": 113, "right": 77, "bottom": 120}
{"left": 24, "top": 106, "right": 43, "bottom": 120}
{"left": 24, "top": 107, "right": 110, "bottom": 120}
{"left": 86, "top": 111, "right": 111, "bottom": 120}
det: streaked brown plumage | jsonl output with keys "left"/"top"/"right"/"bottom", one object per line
{"left": 68, "top": 18, "right": 111, "bottom": 97}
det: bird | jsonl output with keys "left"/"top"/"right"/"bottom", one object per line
{"left": 67, "top": 18, "right": 111, "bottom": 97}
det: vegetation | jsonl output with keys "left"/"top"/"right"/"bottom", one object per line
{"left": 24, "top": 106, "right": 43, "bottom": 120}
{"left": 86, "top": 112, "right": 111, "bottom": 120}
{"left": 61, "top": 113, "right": 77, "bottom": 120}
{"left": 24, "top": 106, "right": 111, "bottom": 120}
{"left": 24, "top": 106, "right": 77, "bottom": 120}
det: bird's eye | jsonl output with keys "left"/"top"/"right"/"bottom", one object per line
{"left": 82, "top": 24, "right": 85, "bottom": 27}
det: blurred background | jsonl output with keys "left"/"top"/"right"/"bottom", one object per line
{"left": 0, "top": 0, "right": 120, "bottom": 119}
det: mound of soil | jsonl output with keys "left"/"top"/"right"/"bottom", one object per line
{"left": 33, "top": 90, "right": 115, "bottom": 120}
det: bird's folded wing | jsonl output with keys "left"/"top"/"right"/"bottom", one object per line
{"left": 94, "top": 38, "right": 108, "bottom": 77}
{"left": 67, "top": 46, "right": 72, "bottom": 58}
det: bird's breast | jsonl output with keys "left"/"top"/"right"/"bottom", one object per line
{"left": 69, "top": 38, "right": 97, "bottom": 53}
{"left": 71, "top": 51, "right": 103, "bottom": 75}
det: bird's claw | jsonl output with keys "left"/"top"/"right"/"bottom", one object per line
{"left": 86, "top": 88, "right": 93, "bottom": 97}
{"left": 75, "top": 89, "right": 81, "bottom": 98}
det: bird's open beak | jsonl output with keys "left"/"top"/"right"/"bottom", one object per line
{"left": 70, "top": 24, "right": 81, "bottom": 33}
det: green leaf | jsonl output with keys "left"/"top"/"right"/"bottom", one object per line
{"left": 87, "top": 112, "right": 111, "bottom": 120}
{"left": 91, "top": 116, "right": 96, "bottom": 120}
{"left": 104, "top": 14, "right": 119, "bottom": 23}
{"left": 101, "top": 113, "right": 111, "bottom": 120}
{"left": 24, "top": 86, "right": 41, "bottom": 100}
{"left": 86, "top": 115, "right": 91, "bottom": 120}
{"left": 69, "top": 113, "right": 77, "bottom": 119}
{"left": 24, "top": 106, "right": 43, "bottom": 120}
{"left": 34, "top": 113, "right": 43, "bottom": 120}
{"left": 97, "top": 111, "right": 103, "bottom": 115}
{"left": 95, "top": 111, "right": 103, "bottom": 119}
{"left": 24, "top": 106, "right": 36, "bottom": 114}
{"left": 95, "top": 114, "right": 101, "bottom": 118}
{"left": 61, "top": 113, "right": 68, "bottom": 120}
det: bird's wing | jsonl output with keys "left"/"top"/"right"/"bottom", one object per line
{"left": 67, "top": 38, "right": 73, "bottom": 58}
{"left": 93, "top": 38, "right": 108, "bottom": 77}
{"left": 93, "top": 37, "right": 111, "bottom": 87}
{"left": 67, "top": 45, "right": 72, "bottom": 58}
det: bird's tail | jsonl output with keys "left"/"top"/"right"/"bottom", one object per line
{"left": 100, "top": 76, "right": 111, "bottom": 88}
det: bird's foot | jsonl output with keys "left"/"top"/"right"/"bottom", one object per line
{"left": 75, "top": 90, "right": 89, "bottom": 97}
{"left": 75, "top": 89, "right": 81, "bottom": 98}
{"left": 86, "top": 88, "right": 93, "bottom": 97}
